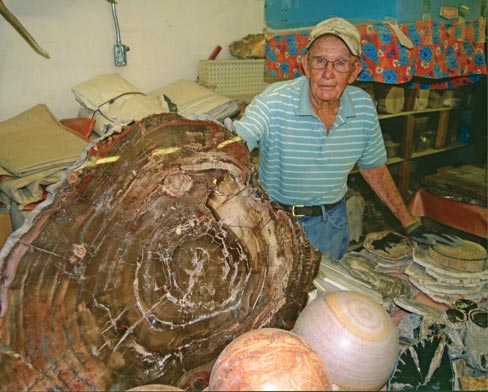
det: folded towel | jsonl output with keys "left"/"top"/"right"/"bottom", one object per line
{"left": 0, "top": 104, "right": 87, "bottom": 177}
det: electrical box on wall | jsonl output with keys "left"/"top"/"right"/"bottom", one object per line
{"left": 264, "top": 0, "right": 483, "bottom": 29}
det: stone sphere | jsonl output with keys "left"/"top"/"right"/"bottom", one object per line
{"left": 293, "top": 291, "right": 399, "bottom": 390}
{"left": 208, "top": 328, "right": 331, "bottom": 391}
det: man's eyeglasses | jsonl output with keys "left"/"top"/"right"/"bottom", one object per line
{"left": 309, "top": 55, "right": 356, "bottom": 73}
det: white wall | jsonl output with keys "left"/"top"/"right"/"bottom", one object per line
{"left": 0, "top": 0, "right": 265, "bottom": 121}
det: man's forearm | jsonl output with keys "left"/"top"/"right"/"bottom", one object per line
{"left": 359, "top": 165, "right": 417, "bottom": 228}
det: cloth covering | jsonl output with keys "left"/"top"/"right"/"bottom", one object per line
{"left": 147, "top": 79, "right": 241, "bottom": 121}
{"left": 264, "top": 18, "right": 486, "bottom": 89}
{"left": 0, "top": 104, "right": 87, "bottom": 177}
{"left": 409, "top": 188, "right": 488, "bottom": 238}
{"left": 0, "top": 104, "right": 89, "bottom": 225}
{"left": 0, "top": 168, "right": 62, "bottom": 208}
{"left": 60, "top": 118, "right": 96, "bottom": 141}
{"left": 72, "top": 73, "right": 167, "bottom": 136}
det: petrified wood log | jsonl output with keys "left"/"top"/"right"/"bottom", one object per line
{"left": 0, "top": 113, "right": 319, "bottom": 391}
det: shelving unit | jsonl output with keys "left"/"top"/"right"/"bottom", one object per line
{"left": 380, "top": 106, "right": 466, "bottom": 155}
{"left": 374, "top": 89, "right": 474, "bottom": 198}
{"left": 352, "top": 106, "right": 468, "bottom": 179}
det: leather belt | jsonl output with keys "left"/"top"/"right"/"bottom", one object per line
{"left": 279, "top": 200, "right": 341, "bottom": 217}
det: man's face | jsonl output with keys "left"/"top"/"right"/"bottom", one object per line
{"left": 301, "top": 35, "right": 362, "bottom": 104}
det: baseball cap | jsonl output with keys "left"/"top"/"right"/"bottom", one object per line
{"left": 306, "top": 17, "right": 361, "bottom": 56}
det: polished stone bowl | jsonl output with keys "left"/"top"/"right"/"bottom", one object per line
{"left": 208, "top": 328, "right": 331, "bottom": 391}
{"left": 293, "top": 291, "right": 399, "bottom": 390}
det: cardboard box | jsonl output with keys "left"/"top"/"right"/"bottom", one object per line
{"left": 0, "top": 213, "right": 13, "bottom": 250}
{"left": 264, "top": 0, "right": 483, "bottom": 29}
{"left": 431, "top": 0, "right": 484, "bottom": 21}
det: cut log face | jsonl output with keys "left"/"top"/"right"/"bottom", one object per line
{"left": 0, "top": 113, "right": 319, "bottom": 391}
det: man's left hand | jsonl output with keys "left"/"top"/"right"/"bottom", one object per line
{"left": 406, "top": 222, "right": 463, "bottom": 247}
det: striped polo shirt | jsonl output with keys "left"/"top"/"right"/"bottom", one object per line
{"left": 233, "top": 75, "right": 387, "bottom": 206}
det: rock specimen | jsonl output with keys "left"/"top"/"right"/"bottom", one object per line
{"left": 293, "top": 291, "right": 399, "bottom": 391}
{"left": 363, "top": 230, "right": 413, "bottom": 273}
{"left": 407, "top": 245, "right": 488, "bottom": 305}
{"left": 229, "top": 33, "right": 265, "bottom": 59}
{"left": 0, "top": 113, "right": 319, "bottom": 391}
{"left": 209, "top": 328, "right": 331, "bottom": 391}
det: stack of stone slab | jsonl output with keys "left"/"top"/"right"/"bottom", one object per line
{"left": 406, "top": 240, "right": 487, "bottom": 305}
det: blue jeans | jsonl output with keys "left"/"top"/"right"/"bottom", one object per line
{"left": 297, "top": 198, "right": 349, "bottom": 260}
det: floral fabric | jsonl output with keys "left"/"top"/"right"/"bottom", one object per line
{"left": 264, "top": 18, "right": 487, "bottom": 89}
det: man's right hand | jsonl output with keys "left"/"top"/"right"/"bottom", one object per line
{"left": 223, "top": 118, "right": 235, "bottom": 133}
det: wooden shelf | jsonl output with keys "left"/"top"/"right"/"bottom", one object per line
{"left": 350, "top": 91, "right": 473, "bottom": 197}
{"left": 372, "top": 86, "right": 475, "bottom": 197}
{"left": 378, "top": 106, "right": 472, "bottom": 120}
{"left": 350, "top": 141, "right": 468, "bottom": 175}
{"left": 411, "top": 142, "right": 467, "bottom": 159}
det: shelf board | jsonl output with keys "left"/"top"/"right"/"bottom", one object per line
{"left": 378, "top": 106, "right": 471, "bottom": 120}
{"left": 410, "top": 141, "right": 468, "bottom": 159}
{"left": 386, "top": 156, "right": 404, "bottom": 165}
{"left": 350, "top": 142, "right": 468, "bottom": 174}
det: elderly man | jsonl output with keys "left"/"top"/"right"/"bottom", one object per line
{"left": 231, "top": 17, "right": 456, "bottom": 259}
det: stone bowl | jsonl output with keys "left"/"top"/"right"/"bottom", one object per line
{"left": 293, "top": 291, "right": 399, "bottom": 390}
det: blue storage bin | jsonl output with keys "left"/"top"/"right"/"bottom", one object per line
{"left": 265, "top": 0, "right": 483, "bottom": 29}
